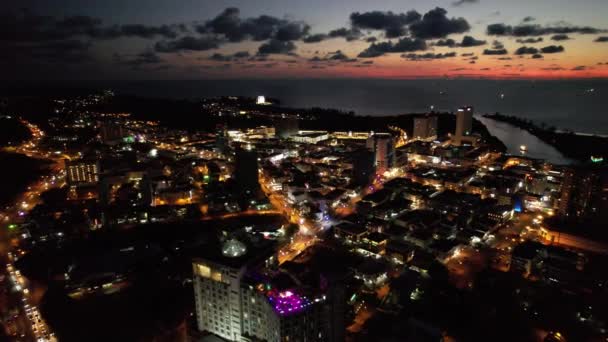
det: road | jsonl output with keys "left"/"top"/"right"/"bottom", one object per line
{"left": 1, "top": 119, "right": 60, "bottom": 342}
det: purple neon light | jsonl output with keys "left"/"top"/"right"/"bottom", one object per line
{"left": 266, "top": 290, "right": 312, "bottom": 316}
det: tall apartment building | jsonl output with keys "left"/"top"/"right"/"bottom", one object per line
{"left": 453, "top": 106, "right": 473, "bottom": 146}
{"left": 192, "top": 239, "right": 337, "bottom": 342}
{"left": 366, "top": 133, "right": 396, "bottom": 174}
{"left": 234, "top": 147, "right": 260, "bottom": 194}
{"left": 412, "top": 115, "right": 438, "bottom": 141}
{"left": 274, "top": 116, "right": 299, "bottom": 139}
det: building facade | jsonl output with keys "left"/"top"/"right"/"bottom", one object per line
{"left": 412, "top": 116, "right": 438, "bottom": 141}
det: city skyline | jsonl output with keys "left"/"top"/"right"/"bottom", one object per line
{"left": 4, "top": 0, "right": 608, "bottom": 79}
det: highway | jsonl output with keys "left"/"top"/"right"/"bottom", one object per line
{"left": 1, "top": 120, "right": 60, "bottom": 342}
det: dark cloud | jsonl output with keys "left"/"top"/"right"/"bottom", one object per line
{"left": 208, "top": 51, "right": 250, "bottom": 61}
{"left": 531, "top": 53, "right": 543, "bottom": 59}
{"left": 514, "top": 46, "right": 539, "bottom": 55}
{"left": 595, "top": 36, "right": 608, "bottom": 42}
{"left": 328, "top": 27, "right": 363, "bottom": 41}
{"left": 460, "top": 35, "right": 486, "bottom": 47}
{"left": 302, "top": 27, "right": 361, "bottom": 43}
{"left": 571, "top": 65, "right": 586, "bottom": 71}
{"left": 115, "top": 51, "right": 166, "bottom": 69}
{"left": 358, "top": 38, "right": 427, "bottom": 58}
{"left": 402, "top": 52, "right": 457, "bottom": 60}
{"left": 366, "top": 37, "right": 378, "bottom": 43}
{"left": 522, "top": 16, "right": 535, "bottom": 23}
{"left": 258, "top": 39, "right": 296, "bottom": 55}
{"left": 542, "top": 66, "right": 565, "bottom": 71}
{"left": 328, "top": 51, "right": 352, "bottom": 61}
{"left": 198, "top": 7, "right": 308, "bottom": 43}
{"left": 350, "top": 10, "right": 421, "bottom": 38}
{"left": 551, "top": 34, "right": 570, "bottom": 41}
{"left": 409, "top": 7, "right": 470, "bottom": 39}
{"left": 492, "top": 40, "right": 504, "bottom": 49}
{"left": 302, "top": 33, "right": 327, "bottom": 43}
{"left": 435, "top": 38, "right": 456, "bottom": 47}
{"left": 540, "top": 45, "right": 565, "bottom": 53}
{"left": 483, "top": 48, "right": 508, "bottom": 55}
{"left": 0, "top": 9, "right": 178, "bottom": 42}
{"left": 90, "top": 24, "right": 179, "bottom": 39}
{"left": 275, "top": 22, "right": 310, "bottom": 41}
{"left": 498, "top": 57, "right": 512, "bottom": 60}
{"left": 309, "top": 51, "right": 357, "bottom": 63}
{"left": 461, "top": 52, "right": 475, "bottom": 57}
{"left": 434, "top": 35, "right": 485, "bottom": 48}
{"left": 155, "top": 36, "right": 221, "bottom": 52}
{"left": 487, "top": 23, "right": 605, "bottom": 36}
{"left": 486, "top": 23, "right": 511, "bottom": 35}
{"left": 516, "top": 37, "right": 543, "bottom": 44}
{"left": 452, "top": 0, "right": 479, "bottom": 6}
{"left": 5, "top": 39, "right": 92, "bottom": 66}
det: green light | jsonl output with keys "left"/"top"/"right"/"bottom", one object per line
{"left": 591, "top": 156, "right": 604, "bottom": 163}
{"left": 349, "top": 293, "right": 357, "bottom": 302}
{"left": 8, "top": 224, "right": 17, "bottom": 230}
{"left": 123, "top": 136, "right": 135, "bottom": 143}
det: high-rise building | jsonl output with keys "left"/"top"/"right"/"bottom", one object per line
{"left": 366, "top": 133, "right": 395, "bottom": 174}
{"left": 352, "top": 148, "right": 376, "bottom": 186}
{"left": 66, "top": 159, "right": 99, "bottom": 186}
{"left": 215, "top": 125, "right": 230, "bottom": 155}
{"left": 412, "top": 115, "right": 438, "bottom": 141}
{"left": 234, "top": 147, "right": 260, "bottom": 194}
{"left": 274, "top": 116, "right": 299, "bottom": 139}
{"left": 99, "top": 122, "right": 127, "bottom": 145}
{"left": 558, "top": 166, "right": 607, "bottom": 219}
{"left": 192, "top": 239, "right": 331, "bottom": 342}
{"left": 453, "top": 106, "right": 473, "bottom": 146}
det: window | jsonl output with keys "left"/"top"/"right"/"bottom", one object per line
{"left": 195, "top": 264, "right": 211, "bottom": 278}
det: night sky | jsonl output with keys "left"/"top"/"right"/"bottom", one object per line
{"left": 4, "top": 0, "right": 608, "bottom": 79}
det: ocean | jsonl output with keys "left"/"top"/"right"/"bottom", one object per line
{"left": 68, "top": 78, "right": 608, "bottom": 135}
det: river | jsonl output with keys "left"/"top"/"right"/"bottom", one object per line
{"left": 477, "top": 116, "right": 574, "bottom": 165}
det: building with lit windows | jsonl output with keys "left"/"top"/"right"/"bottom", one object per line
{"left": 66, "top": 159, "right": 99, "bottom": 186}
{"left": 453, "top": 106, "right": 473, "bottom": 146}
{"left": 366, "top": 132, "right": 396, "bottom": 174}
{"left": 192, "top": 239, "right": 336, "bottom": 342}
{"left": 274, "top": 116, "right": 299, "bottom": 139}
{"left": 412, "top": 115, "right": 438, "bottom": 141}
{"left": 291, "top": 131, "right": 329, "bottom": 144}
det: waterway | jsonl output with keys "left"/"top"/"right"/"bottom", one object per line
{"left": 476, "top": 116, "right": 574, "bottom": 165}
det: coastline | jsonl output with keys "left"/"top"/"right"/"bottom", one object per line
{"left": 482, "top": 113, "right": 608, "bottom": 162}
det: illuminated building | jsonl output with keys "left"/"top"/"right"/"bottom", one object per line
{"left": 192, "top": 239, "right": 330, "bottom": 342}
{"left": 453, "top": 106, "right": 473, "bottom": 146}
{"left": 66, "top": 159, "right": 99, "bottom": 186}
{"left": 366, "top": 132, "right": 395, "bottom": 174}
{"left": 274, "top": 116, "right": 299, "bottom": 139}
{"left": 99, "top": 122, "right": 127, "bottom": 145}
{"left": 412, "top": 115, "right": 438, "bottom": 141}
{"left": 291, "top": 131, "right": 329, "bottom": 144}
{"left": 558, "top": 166, "right": 605, "bottom": 219}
